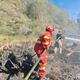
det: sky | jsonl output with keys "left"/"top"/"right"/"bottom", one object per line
{"left": 48, "top": 0, "right": 80, "bottom": 20}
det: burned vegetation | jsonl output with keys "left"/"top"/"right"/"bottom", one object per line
{"left": 0, "top": 42, "right": 80, "bottom": 80}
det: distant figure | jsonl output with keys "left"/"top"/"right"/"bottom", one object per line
{"left": 54, "top": 29, "right": 63, "bottom": 54}
{"left": 34, "top": 25, "right": 54, "bottom": 80}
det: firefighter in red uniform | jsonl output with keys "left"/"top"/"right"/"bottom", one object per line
{"left": 34, "top": 25, "right": 54, "bottom": 80}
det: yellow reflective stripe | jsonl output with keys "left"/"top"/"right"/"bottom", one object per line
{"left": 43, "top": 36, "right": 49, "bottom": 39}
{"left": 44, "top": 63, "right": 47, "bottom": 66}
{"left": 39, "top": 63, "right": 47, "bottom": 66}
{"left": 37, "top": 41, "right": 49, "bottom": 45}
{"left": 39, "top": 67, "right": 46, "bottom": 70}
{"left": 37, "top": 41, "right": 41, "bottom": 44}
{"left": 42, "top": 42, "right": 49, "bottom": 45}
{"left": 46, "top": 55, "right": 48, "bottom": 58}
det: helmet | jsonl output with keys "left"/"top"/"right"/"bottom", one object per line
{"left": 46, "top": 25, "right": 54, "bottom": 32}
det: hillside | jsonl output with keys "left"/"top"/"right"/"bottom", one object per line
{"left": 0, "top": 0, "right": 80, "bottom": 80}
{"left": 0, "top": 0, "right": 78, "bottom": 46}
{"left": 23, "top": 0, "right": 78, "bottom": 35}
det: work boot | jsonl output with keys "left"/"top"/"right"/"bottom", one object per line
{"left": 30, "top": 73, "right": 37, "bottom": 79}
{"left": 33, "top": 77, "right": 41, "bottom": 80}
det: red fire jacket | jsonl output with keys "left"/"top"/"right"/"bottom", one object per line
{"left": 34, "top": 31, "right": 52, "bottom": 63}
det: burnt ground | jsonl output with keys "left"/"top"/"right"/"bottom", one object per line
{"left": 0, "top": 42, "right": 80, "bottom": 80}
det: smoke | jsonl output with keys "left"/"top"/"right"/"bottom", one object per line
{"left": 65, "top": 37, "right": 80, "bottom": 42}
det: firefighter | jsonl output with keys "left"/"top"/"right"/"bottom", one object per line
{"left": 34, "top": 25, "right": 54, "bottom": 80}
{"left": 54, "top": 29, "right": 63, "bottom": 54}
